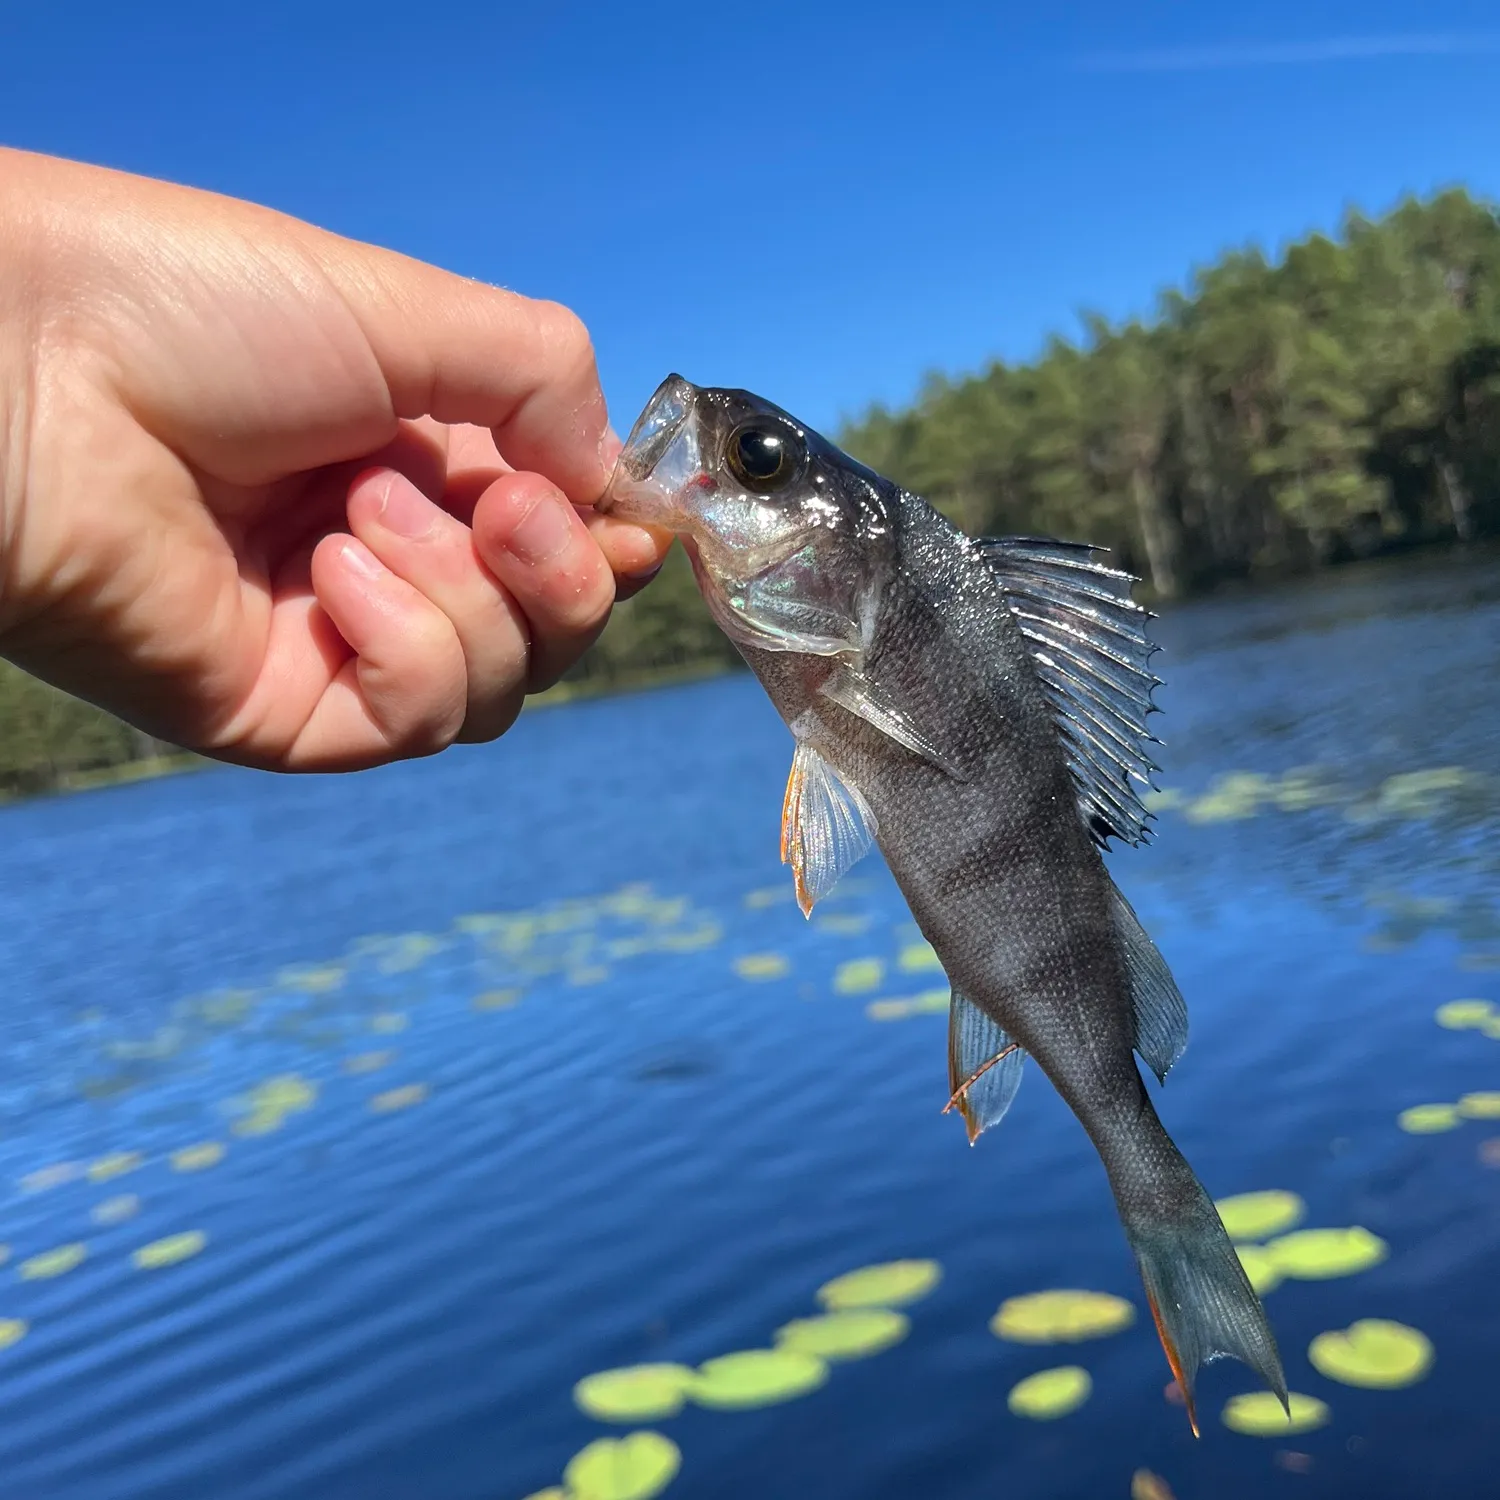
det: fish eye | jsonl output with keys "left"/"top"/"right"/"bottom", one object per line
{"left": 726, "top": 422, "right": 801, "bottom": 493}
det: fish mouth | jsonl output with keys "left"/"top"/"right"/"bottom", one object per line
{"left": 598, "top": 373, "right": 703, "bottom": 528}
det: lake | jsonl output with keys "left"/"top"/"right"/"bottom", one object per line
{"left": 0, "top": 547, "right": 1497, "bottom": 1500}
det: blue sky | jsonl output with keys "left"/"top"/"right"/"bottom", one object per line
{"left": 4, "top": 1, "right": 1499, "bottom": 435}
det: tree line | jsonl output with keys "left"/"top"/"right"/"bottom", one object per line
{"left": 4, "top": 189, "right": 1497, "bottom": 794}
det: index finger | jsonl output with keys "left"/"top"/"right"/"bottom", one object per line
{"left": 314, "top": 238, "right": 612, "bottom": 505}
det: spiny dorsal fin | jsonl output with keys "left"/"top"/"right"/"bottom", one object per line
{"left": 978, "top": 535, "right": 1162, "bottom": 847}
{"left": 781, "top": 740, "right": 878, "bottom": 916}
{"left": 1110, "top": 882, "right": 1188, "bottom": 1081}
{"left": 946, "top": 991, "right": 1025, "bottom": 1143}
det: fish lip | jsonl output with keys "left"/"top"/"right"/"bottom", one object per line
{"left": 599, "top": 373, "right": 698, "bottom": 514}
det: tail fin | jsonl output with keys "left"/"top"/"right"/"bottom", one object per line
{"left": 1111, "top": 1125, "right": 1287, "bottom": 1435}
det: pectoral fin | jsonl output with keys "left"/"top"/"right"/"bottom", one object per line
{"left": 818, "top": 663, "right": 968, "bottom": 780}
{"left": 781, "top": 742, "right": 878, "bottom": 917}
{"left": 944, "top": 991, "right": 1025, "bottom": 1144}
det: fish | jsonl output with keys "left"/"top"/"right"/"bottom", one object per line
{"left": 598, "top": 374, "right": 1287, "bottom": 1433}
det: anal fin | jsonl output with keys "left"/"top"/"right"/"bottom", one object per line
{"left": 945, "top": 991, "right": 1025, "bottom": 1144}
{"left": 781, "top": 741, "right": 878, "bottom": 917}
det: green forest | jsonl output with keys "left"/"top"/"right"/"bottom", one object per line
{"left": 4, "top": 189, "right": 1499, "bottom": 796}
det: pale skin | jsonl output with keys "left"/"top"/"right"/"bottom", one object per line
{"left": 0, "top": 148, "right": 672, "bottom": 771}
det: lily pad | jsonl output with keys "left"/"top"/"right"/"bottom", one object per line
{"left": 1435, "top": 999, "right": 1493, "bottom": 1029}
{"left": 563, "top": 1431, "right": 681, "bottom": 1500}
{"left": 573, "top": 1364, "right": 696, "bottom": 1422}
{"left": 1235, "top": 1245, "right": 1283, "bottom": 1295}
{"left": 1458, "top": 1092, "right": 1500, "bottom": 1120}
{"left": 1215, "top": 1190, "right": 1305, "bottom": 1241}
{"left": 171, "top": 1142, "right": 225, "bottom": 1172}
{"left": 733, "top": 954, "right": 788, "bottom": 981}
{"left": 133, "top": 1231, "right": 206, "bottom": 1270}
{"left": 1308, "top": 1319, "right": 1433, "bottom": 1389}
{"left": 834, "top": 959, "right": 884, "bottom": 994}
{"left": 1398, "top": 1103, "right": 1460, "bottom": 1133}
{"left": 817, "top": 1259, "right": 942, "bottom": 1310}
{"left": 19, "top": 1243, "right": 86, "bottom": 1280}
{"left": 0, "top": 1319, "right": 27, "bottom": 1350}
{"left": 1221, "top": 1392, "right": 1329, "bottom": 1436}
{"left": 897, "top": 942, "right": 943, "bottom": 973}
{"left": 991, "top": 1289, "right": 1135, "bottom": 1343}
{"left": 92, "top": 1194, "right": 141, "bottom": 1226}
{"left": 774, "top": 1309, "right": 909, "bottom": 1360}
{"left": 87, "top": 1151, "right": 144, "bottom": 1183}
{"left": 1007, "top": 1365, "right": 1091, "bottom": 1419}
{"left": 687, "top": 1349, "right": 828, "bottom": 1409}
{"left": 370, "top": 1084, "right": 429, "bottom": 1112}
{"left": 1266, "top": 1227, "right": 1388, "bottom": 1279}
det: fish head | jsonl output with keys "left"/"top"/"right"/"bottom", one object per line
{"left": 600, "top": 374, "right": 894, "bottom": 655}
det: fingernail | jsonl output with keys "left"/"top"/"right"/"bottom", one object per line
{"left": 341, "top": 539, "right": 385, "bottom": 582}
{"left": 370, "top": 471, "right": 435, "bottom": 540}
{"left": 623, "top": 561, "right": 664, "bottom": 585}
{"left": 600, "top": 426, "right": 624, "bottom": 470}
{"left": 504, "top": 494, "right": 574, "bottom": 565}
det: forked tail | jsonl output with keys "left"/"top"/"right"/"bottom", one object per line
{"left": 1108, "top": 1115, "right": 1287, "bottom": 1435}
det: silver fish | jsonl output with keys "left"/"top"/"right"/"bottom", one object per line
{"left": 600, "top": 374, "right": 1286, "bottom": 1432}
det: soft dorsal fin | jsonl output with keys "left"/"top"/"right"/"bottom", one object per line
{"left": 781, "top": 740, "right": 878, "bottom": 916}
{"left": 945, "top": 991, "right": 1025, "bottom": 1143}
{"left": 1110, "top": 883, "right": 1188, "bottom": 1081}
{"left": 978, "top": 535, "right": 1162, "bottom": 847}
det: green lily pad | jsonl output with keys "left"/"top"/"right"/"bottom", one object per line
{"left": 573, "top": 1365, "right": 696, "bottom": 1422}
{"left": 897, "top": 942, "right": 943, "bottom": 973}
{"left": 133, "top": 1230, "right": 207, "bottom": 1270}
{"left": 1308, "top": 1319, "right": 1433, "bottom": 1388}
{"left": 817, "top": 1259, "right": 942, "bottom": 1310}
{"left": 1235, "top": 1244, "right": 1283, "bottom": 1295}
{"left": 991, "top": 1289, "right": 1135, "bottom": 1343}
{"left": 0, "top": 1319, "right": 27, "bottom": 1351}
{"left": 19, "top": 1243, "right": 86, "bottom": 1280}
{"left": 687, "top": 1350, "right": 828, "bottom": 1409}
{"left": 562, "top": 1431, "right": 681, "bottom": 1500}
{"left": 1221, "top": 1391, "right": 1329, "bottom": 1436}
{"left": 1007, "top": 1365, "right": 1091, "bottom": 1419}
{"left": 1458, "top": 1092, "right": 1500, "bottom": 1120}
{"left": 1435, "top": 999, "right": 1493, "bottom": 1029}
{"left": 1398, "top": 1103, "right": 1460, "bottom": 1133}
{"left": 733, "top": 954, "right": 788, "bottom": 981}
{"left": 1266, "top": 1227, "right": 1388, "bottom": 1279}
{"left": 774, "top": 1309, "right": 909, "bottom": 1360}
{"left": 834, "top": 959, "right": 884, "bottom": 994}
{"left": 1215, "top": 1190, "right": 1305, "bottom": 1241}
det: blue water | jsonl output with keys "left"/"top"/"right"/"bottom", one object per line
{"left": 1, "top": 549, "right": 1499, "bottom": 1500}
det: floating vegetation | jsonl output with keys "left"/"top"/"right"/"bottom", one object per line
{"left": 1435, "top": 999, "right": 1494, "bottom": 1030}
{"left": 20, "top": 1163, "right": 81, "bottom": 1193}
{"left": 472, "top": 989, "right": 521, "bottom": 1011}
{"left": 1131, "top": 1470, "right": 1176, "bottom": 1500}
{"left": 1007, "top": 1365, "right": 1091, "bottom": 1419}
{"left": 1235, "top": 1246, "right": 1283, "bottom": 1296}
{"left": 1308, "top": 1319, "right": 1433, "bottom": 1389}
{"left": 562, "top": 1431, "right": 681, "bottom": 1500}
{"left": 569, "top": 965, "right": 611, "bottom": 985}
{"left": 277, "top": 964, "right": 345, "bottom": 993}
{"left": 1215, "top": 1190, "right": 1305, "bottom": 1241}
{"left": 92, "top": 1194, "right": 141, "bottom": 1226}
{"left": 1266, "top": 1227, "right": 1388, "bottom": 1279}
{"left": 733, "top": 953, "right": 788, "bottom": 981}
{"left": 1398, "top": 1103, "right": 1461, "bottom": 1133}
{"left": 370, "top": 1012, "right": 409, "bottom": 1034}
{"left": 342, "top": 1051, "right": 395, "bottom": 1075}
{"left": 774, "top": 1309, "right": 909, "bottom": 1360}
{"left": 573, "top": 1364, "right": 696, "bottom": 1422}
{"left": 866, "top": 989, "right": 949, "bottom": 1021}
{"left": 133, "top": 1231, "right": 206, "bottom": 1270}
{"left": 743, "top": 885, "right": 792, "bottom": 909}
{"left": 817, "top": 1259, "right": 942, "bottom": 1310}
{"left": 87, "top": 1151, "right": 144, "bottom": 1183}
{"left": 19, "top": 1243, "right": 86, "bottom": 1280}
{"left": 990, "top": 1290, "right": 1135, "bottom": 1343}
{"left": 815, "top": 913, "right": 870, "bottom": 936}
{"left": 1182, "top": 772, "right": 1277, "bottom": 823}
{"left": 687, "top": 1350, "right": 829, "bottom": 1409}
{"left": 833, "top": 959, "right": 884, "bottom": 994}
{"left": 521, "top": 1490, "right": 566, "bottom": 1500}
{"left": 234, "top": 1073, "right": 317, "bottom": 1136}
{"left": 1458, "top": 1092, "right": 1500, "bottom": 1119}
{"left": 370, "top": 1084, "right": 429, "bottom": 1113}
{"left": 897, "top": 942, "right": 943, "bottom": 973}
{"left": 1221, "top": 1392, "right": 1329, "bottom": 1436}
{"left": 0, "top": 1319, "right": 26, "bottom": 1351}
{"left": 171, "top": 1142, "right": 225, "bottom": 1172}
{"left": 375, "top": 934, "right": 444, "bottom": 974}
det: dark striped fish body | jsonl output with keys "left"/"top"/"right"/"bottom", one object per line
{"left": 600, "top": 376, "right": 1286, "bottom": 1430}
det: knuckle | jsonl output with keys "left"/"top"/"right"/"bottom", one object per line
{"left": 535, "top": 300, "right": 595, "bottom": 375}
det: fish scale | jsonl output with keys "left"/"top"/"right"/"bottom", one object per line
{"left": 599, "top": 373, "right": 1287, "bottom": 1433}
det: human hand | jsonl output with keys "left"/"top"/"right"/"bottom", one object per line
{"left": 0, "top": 149, "right": 669, "bottom": 771}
